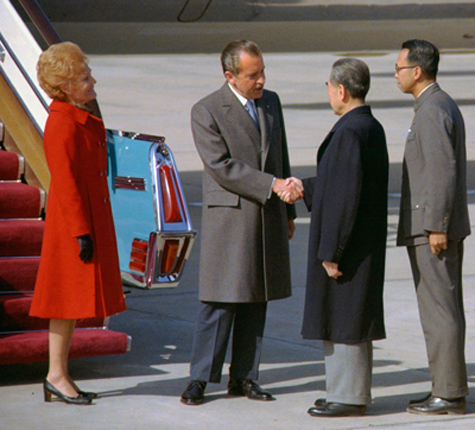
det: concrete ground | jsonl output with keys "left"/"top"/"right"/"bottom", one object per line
{"left": 3, "top": 12, "right": 475, "bottom": 430}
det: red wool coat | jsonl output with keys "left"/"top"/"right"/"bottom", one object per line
{"left": 30, "top": 101, "right": 126, "bottom": 319}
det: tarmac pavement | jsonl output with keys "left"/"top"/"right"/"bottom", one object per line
{"left": 3, "top": 44, "right": 475, "bottom": 430}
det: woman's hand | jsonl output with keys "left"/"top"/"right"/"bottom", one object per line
{"left": 77, "top": 234, "right": 94, "bottom": 263}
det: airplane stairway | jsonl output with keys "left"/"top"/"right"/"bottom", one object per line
{"left": 0, "top": 142, "right": 131, "bottom": 365}
{"left": 0, "top": 0, "right": 131, "bottom": 365}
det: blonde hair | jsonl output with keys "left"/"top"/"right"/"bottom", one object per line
{"left": 37, "top": 42, "right": 88, "bottom": 101}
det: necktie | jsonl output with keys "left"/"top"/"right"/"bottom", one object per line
{"left": 245, "top": 100, "right": 260, "bottom": 130}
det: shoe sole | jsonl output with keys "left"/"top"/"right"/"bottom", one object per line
{"left": 180, "top": 398, "right": 203, "bottom": 406}
{"left": 308, "top": 411, "right": 365, "bottom": 417}
{"left": 406, "top": 407, "right": 465, "bottom": 415}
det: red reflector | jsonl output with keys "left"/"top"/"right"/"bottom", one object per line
{"left": 129, "top": 261, "right": 146, "bottom": 273}
{"left": 129, "top": 239, "right": 148, "bottom": 274}
{"left": 159, "top": 164, "right": 183, "bottom": 223}
{"left": 130, "top": 251, "right": 147, "bottom": 263}
{"left": 161, "top": 239, "right": 179, "bottom": 273}
{"left": 132, "top": 239, "right": 148, "bottom": 252}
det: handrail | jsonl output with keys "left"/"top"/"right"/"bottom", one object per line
{"left": 16, "top": 0, "right": 61, "bottom": 45}
{"left": 15, "top": 0, "right": 102, "bottom": 118}
{"left": 0, "top": 32, "right": 48, "bottom": 111}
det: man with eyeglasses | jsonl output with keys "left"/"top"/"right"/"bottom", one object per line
{"left": 395, "top": 39, "right": 470, "bottom": 415}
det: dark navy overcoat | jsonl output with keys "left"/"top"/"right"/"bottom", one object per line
{"left": 301, "top": 105, "right": 388, "bottom": 343}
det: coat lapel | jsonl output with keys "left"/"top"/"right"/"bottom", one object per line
{"left": 221, "top": 84, "right": 261, "bottom": 144}
{"left": 256, "top": 96, "right": 273, "bottom": 169}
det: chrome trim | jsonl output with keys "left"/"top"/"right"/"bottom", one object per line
{"left": 150, "top": 142, "right": 194, "bottom": 232}
{"left": 102, "top": 316, "right": 110, "bottom": 329}
{"left": 0, "top": 43, "right": 5, "bottom": 63}
{"left": 122, "top": 231, "right": 196, "bottom": 289}
{"left": 118, "top": 130, "right": 165, "bottom": 144}
{"left": 114, "top": 176, "right": 146, "bottom": 191}
{"left": 17, "top": 153, "right": 25, "bottom": 178}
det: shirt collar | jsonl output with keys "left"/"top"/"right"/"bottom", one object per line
{"left": 227, "top": 82, "right": 252, "bottom": 107}
{"left": 417, "top": 81, "right": 436, "bottom": 98}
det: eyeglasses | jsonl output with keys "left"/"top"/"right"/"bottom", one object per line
{"left": 395, "top": 64, "right": 417, "bottom": 73}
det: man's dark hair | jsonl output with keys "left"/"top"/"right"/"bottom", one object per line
{"left": 330, "top": 57, "right": 370, "bottom": 100}
{"left": 401, "top": 39, "right": 439, "bottom": 78}
{"left": 221, "top": 40, "right": 262, "bottom": 75}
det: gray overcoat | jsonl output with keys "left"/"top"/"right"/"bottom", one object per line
{"left": 397, "top": 83, "right": 471, "bottom": 245}
{"left": 192, "top": 83, "right": 295, "bottom": 303}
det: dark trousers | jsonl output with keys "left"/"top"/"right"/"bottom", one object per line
{"left": 407, "top": 240, "right": 468, "bottom": 399}
{"left": 190, "top": 301, "right": 267, "bottom": 383}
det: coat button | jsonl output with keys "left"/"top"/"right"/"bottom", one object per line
{"left": 103, "top": 197, "right": 109, "bottom": 203}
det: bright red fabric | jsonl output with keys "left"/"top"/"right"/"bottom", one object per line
{"left": 30, "top": 101, "right": 126, "bottom": 319}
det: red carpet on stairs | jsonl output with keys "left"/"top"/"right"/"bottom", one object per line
{"left": 0, "top": 145, "right": 130, "bottom": 365}
{"left": 0, "top": 182, "right": 43, "bottom": 218}
{"left": 0, "top": 329, "right": 130, "bottom": 365}
{"left": 0, "top": 257, "right": 40, "bottom": 291}
{"left": 0, "top": 150, "right": 20, "bottom": 180}
{"left": 0, "top": 220, "right": 44, "bottom": 257}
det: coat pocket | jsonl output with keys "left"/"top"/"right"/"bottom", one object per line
{"left": 205, "top": 190, "right": 240, "bottom": 207}
{"left": 404, "top": 131, "right": 419, "bottom": 161}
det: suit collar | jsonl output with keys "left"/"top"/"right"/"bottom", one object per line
{"left": 414, "top": 82, "right": 440, "bottom": 111}
{"left": 330, "top": 104, "right": 372, "bottom": 132}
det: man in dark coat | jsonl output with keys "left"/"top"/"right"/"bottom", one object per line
{"left": 180, "top": 40, "right": 301, "bottom": 406}
{"left": 286, "top": 58, "right": 388, "bottom": 417}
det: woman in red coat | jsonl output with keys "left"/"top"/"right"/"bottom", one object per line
{"left": 30, "top": 42, "right": 126, "bottom": 405}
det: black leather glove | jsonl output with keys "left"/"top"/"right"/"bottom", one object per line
{"left": 77, "top": 234, "right": 94, "bottom": 263}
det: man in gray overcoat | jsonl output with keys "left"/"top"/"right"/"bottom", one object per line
{"left": 395, "top": 39, "right": 470, "bottom": 415}
{"left": 180, "top": 40, "right": 301, "bottom": 406}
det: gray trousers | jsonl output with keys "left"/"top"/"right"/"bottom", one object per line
{"left": 324, "top": 340, "right": 373, "bottom": 405}
{"left": 190, "top": 301, "right": 267, "bottom": 383}
{"left": 407, "top": 240, "right": 468, "bottom": 399}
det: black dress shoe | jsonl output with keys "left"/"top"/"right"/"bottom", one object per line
{"left": 408, "top": 392, "right": 431, "bottom": 405}
{"left": 43, "top": 380, "right": 92, "bottom": 405}
{"left": 227, "top": 378, "right": 274, "bottom": 401}
{"left": 314, "top": 398, "right": 327, "bottom": 407}
{"left": 180, "top": 380, "right": 206, "bottom": 405}
{"left": 406, "top": 396, "right": 466, "bottom": 415}
{"left": 308, "top": 403, "right": 366, "bottom": 417}
{"left": 77, "top": 390, "right": 98, "bottom": 399}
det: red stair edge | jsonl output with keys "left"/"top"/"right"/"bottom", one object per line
{"left": 0, "top": 329, "right": 130, "bottom": 365}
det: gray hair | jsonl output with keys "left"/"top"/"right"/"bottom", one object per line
{"left": 329, "top": 57, "right": 370, "bottom": 100}
{"left": 221, "top": 39, "right": 262, "bottom": 75}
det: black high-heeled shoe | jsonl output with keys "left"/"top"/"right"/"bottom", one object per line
{"left": 77, "top": 390, "right": 98, "bottom": 399}
{"left": 43, "top": 380, "right": 92, "bottom": 405}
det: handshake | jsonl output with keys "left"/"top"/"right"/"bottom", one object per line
{"left": 272, "top": 177, "right": 304, "bottom": 204}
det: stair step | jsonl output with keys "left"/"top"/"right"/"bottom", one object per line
{"left": 0, "top": 328, "right": 130, "bottom": 365}
{"left": 0, "top": 220, "right": 44, "bottom": 257}
{"left": 0, "top": 150, "right": 24, "bottom": 181}
{"left": 0, "top": 182, "right": 44, "bottom": 219}
{"left": 0, "top": 257, "right": 40, "bottom": 292}
{"left": 0, "top": 293, "right": 109, "bottom": 332}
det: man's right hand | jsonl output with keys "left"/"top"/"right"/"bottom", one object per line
{"left": 429, "top": 231, "right": 447, "bottom": 255}
{"left": 273, "top": 177, "right": 304, "bottom": 204}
